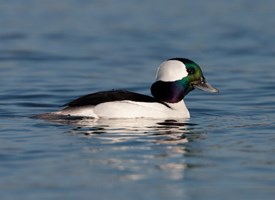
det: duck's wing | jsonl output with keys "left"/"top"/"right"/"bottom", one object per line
{"left": 63, "top": 90, "right": 168, "bottom": 107}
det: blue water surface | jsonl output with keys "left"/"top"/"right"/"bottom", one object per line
{"left": 0, "top": 0, "right": 275, "bottom": 200}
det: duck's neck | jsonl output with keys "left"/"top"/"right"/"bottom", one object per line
{"left": 150, "top": 79, "right": 193, "bottom": 103}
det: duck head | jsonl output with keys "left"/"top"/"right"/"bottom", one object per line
{"left": 151, "top": 58, "right": 218, "bottom": 103}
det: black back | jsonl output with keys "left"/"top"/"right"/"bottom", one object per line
{"left": 64, "top": 90, "right": 170, "bottom": 108}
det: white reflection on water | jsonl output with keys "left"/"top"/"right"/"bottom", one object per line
{"left": 35, "top": 114, "right": 201, "bottom": 182}
{"left": 35, "top": 113, "right": 198, "bottom": 144}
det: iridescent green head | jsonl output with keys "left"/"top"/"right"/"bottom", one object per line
{"left": 151, "top": 58, "right": 218, "bottom": 103}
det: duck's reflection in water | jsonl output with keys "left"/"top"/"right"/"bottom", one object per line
{"left": 36, "top": 114, "right": 204, "bottom": 182}
{"left": 37, "top": 113, "right": 199, "bottom": 144}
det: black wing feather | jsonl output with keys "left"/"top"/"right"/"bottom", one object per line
{"left": 64, "top": 90, "right": 169, "bottom": 108}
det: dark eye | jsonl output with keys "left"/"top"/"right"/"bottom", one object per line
{"left": 187, "top": 67, "right": 195, "bottom": 74}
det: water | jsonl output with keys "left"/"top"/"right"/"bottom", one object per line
{"left": 1, "top": 0, "right": 275, "bottom": 199}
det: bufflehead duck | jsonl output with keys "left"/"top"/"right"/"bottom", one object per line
{"left": 53, "top": 58, "right": 218, "bottom": 119}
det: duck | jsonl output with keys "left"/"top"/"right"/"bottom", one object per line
{"left": 53, "top": 58, "right": 218, "bottom": 119}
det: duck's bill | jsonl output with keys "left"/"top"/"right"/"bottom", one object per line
{"left": 194, "top": 79, "right": 219, "bottom": 93}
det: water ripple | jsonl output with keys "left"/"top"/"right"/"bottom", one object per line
{"left": 0, "top": 50, "right": 97, "bottom": 62}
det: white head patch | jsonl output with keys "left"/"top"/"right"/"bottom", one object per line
{"left": 156, "top": 60, "right": 188, "bottom": 81}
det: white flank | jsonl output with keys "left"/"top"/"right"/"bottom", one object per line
{"left": 55, "top": 100, "right": 190, "bottom": 119}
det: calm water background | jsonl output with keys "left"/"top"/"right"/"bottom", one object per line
{"left": 0, "top": 0, "right": 275, "bottom": 199}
